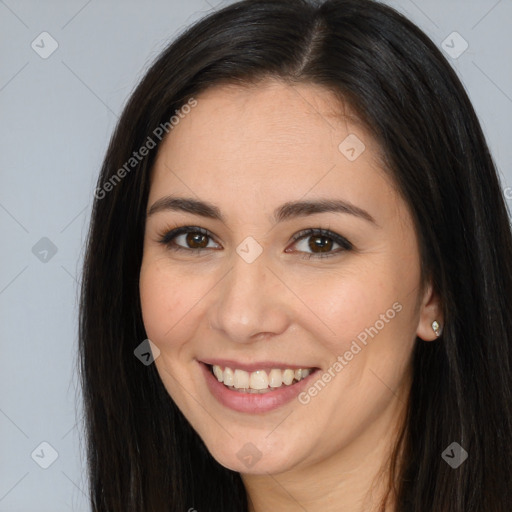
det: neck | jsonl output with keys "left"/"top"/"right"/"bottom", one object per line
{"left": 241, "top": 390, "right": 407, "bottom": 512}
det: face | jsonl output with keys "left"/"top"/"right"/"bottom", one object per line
{"left": 139, "top": 79, "right": 440, "bottom": 476}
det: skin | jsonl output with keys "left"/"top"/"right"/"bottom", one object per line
{"left": 139, "top": 79, "right": 442, "bottom": 512}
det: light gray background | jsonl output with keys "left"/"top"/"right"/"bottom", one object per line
{"left": 0, "top": 0, "right": 510, "bottom": 510}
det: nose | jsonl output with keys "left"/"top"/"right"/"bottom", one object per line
{"left": 208, "top": 253, "right": 291, "bottom": 343}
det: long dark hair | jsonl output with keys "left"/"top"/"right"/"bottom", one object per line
{"left": 78, "top": 0, "right": 512, "bottom": 510}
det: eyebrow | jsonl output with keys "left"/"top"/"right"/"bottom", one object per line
{"left": 147, "top": 196, "right": 377, "bottom": 225}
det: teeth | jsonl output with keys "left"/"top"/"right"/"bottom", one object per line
{"left": 282, "top": 369, "right": 294, "bottom": 385}
{"left": 223, "top": 367, "right": 234, "bottom": 386}
{"left": 211, "top": 365, "right": 313, "bottom": 392}
{"left": 250, "top": 370, "right": 268, "bottom": 390}
{"left": 233, "top": 369, "right": 249, "bottom": 389}
{"left": 213, "top": 365, "right": 223, "bottom": 382}
{"left": 268, "top": 369, "right": 282, "bottom": 388}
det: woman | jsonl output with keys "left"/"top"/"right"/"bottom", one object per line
{"left": 79, "top": 0, "right": 512, "bottom": 510}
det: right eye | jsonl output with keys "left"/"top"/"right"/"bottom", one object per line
{"left": 157, "top": 226, "right": 222, "bottom": 252}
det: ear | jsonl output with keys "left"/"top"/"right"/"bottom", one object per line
{"left": 416, "top": 280, "right": 443, "bottom": 342}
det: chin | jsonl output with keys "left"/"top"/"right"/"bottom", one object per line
{"left": 201, "top": 433, "right": 303, "bottom": 475}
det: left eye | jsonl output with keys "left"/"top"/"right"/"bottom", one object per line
{"left": 288, "top": 229, "right": 353, "bottom": 259}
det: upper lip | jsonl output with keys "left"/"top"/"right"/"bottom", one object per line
{"left": 199, "top": 358, "right": 318, "bottom": 373}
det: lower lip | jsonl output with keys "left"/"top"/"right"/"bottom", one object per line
{"left": 199, "top": 361, "right": 319, "bottom": 413}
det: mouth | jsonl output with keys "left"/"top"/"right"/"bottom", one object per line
{"left": 208, "top": 364, "right": 314, "bottom": 394}
{"left": 199, "top": 360, "right": 321, "bottom": 413}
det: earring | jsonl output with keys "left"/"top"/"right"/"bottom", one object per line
{"left": 431, "top": 320, "right": 442, "bottom": 337}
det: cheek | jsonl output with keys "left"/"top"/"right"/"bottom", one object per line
{"left": 139, "top": 263, "right": 172, "bottom": 341}
{"left": 139, "top": 260, "right": 204, "bottom": 402}
{"left": 298, "top": 260, "right": 418, "bottom": 366}
{"left": 295, "top": 269, "right": 415, "bottom": 428}
{"left": 299, "top": 268, "right": 386, "bottom": 349}
{"left": 139, "top": 259, "right": 202, "bottom": 344}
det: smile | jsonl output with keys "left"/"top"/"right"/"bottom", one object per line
{"left": 199, "top": 361, "right": 320, "bottom": 413}
{"left": 210, "top": 365, "right": 313, "bottom": 394}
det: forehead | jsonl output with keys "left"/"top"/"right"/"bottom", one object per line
{"left": 148, "top": 79, "right": 396, "bottom": 221}
{"left": 160, "top": 79, "right": 374, "bottom": 163}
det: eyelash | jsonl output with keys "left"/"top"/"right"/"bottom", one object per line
{"left": 156, "top": 226, "right": 353, "bottom": 259}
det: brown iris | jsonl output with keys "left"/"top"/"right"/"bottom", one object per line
{"left": 309, "top": 235, "right": 333, "bottom": 253}
{"left": 186, "top": 232, "right": 209, "bottom": 248}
